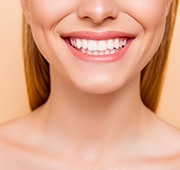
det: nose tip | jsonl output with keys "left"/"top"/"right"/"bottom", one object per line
{"left": 77, "top": 0, "right": 119, "bottom": 24}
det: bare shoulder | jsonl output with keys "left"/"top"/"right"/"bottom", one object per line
{"left": 156, "top": 116, "right": 180, "bottom": 149}
{"left": 0, "top": 113, "right": 33, "bottom": 141}
{"left": 132, "top": 109, "right": 180, "bottom": 169}
{"left": 162, "top": 123, "right": 180, "bottom": 168}
{"left": 0, "top": 113, "right": 37, "bottom": 168}
{"left": 147, "top": 114, "right": 180, "bottom": 168}
{"left": 0, "top": 111, "right": 43, "bottom": 150}
{"left": 0, "top": 113, "right": 32, "bottom": 143}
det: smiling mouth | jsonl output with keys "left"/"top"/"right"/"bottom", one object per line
{"left": 68, "top": 38, "right": 129, "bottom": 56}
{"left": 62, "top": 31, "right": 135, "bottom": 62}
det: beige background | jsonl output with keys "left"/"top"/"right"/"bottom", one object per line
{"left": 0, "top": 1, "right": 180, "bottom": 128}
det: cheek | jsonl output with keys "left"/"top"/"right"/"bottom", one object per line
{"left": 124, "top": 0, "right": 167, "bottom": 30}
{"left": 122, "top": 0, "right": 168, "bottom": 72}
{"left": 29, "top": 0, "right": 75, "bottom": 26}
{"left": 28, "top": 0, "right": 76, "bottom": 62}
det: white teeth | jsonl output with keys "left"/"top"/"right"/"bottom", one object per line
{"left": 88, "top": 40, "right": 98, "bottom": 51}
{"left": 87, "top": 50, "right": 93, "bottom": 55}
{"left": 100, "top": 51, "right": 105, "bottom": 55}
{"left": 76, "top": 39, "right": 82, "bottom": 49}
{"left": 70, "top": 39, "right": 76, "bottom": 47}
{"left": 107, "top": 39, "right": 114, "bottom": 50}
{"left": 119, "top": 39, "right": 127, "bottom": 48}
{"left": 114, "top": 39, "right": 119, "bottom": 49}
{"left": 110, "top": 49, "right": 116, "bottom": 54}
{"left": 70, "top": 38, "right": 128, "bottom": 55}
{"left": 93, "top": 51, "right": 99, "bottom": 55}
{"left": 82, "top": 39, "right": 88, "bottom": 49}
{"left": 98, "top": 41, "right": 107, "bottom": 51}
{"left": 105, "top": 50, "right": 110, "bottom": 55}
{"left": 81, "top": 49, "right": 86, "bottom": 53}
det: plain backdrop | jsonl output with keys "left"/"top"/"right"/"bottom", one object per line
{"left": 0, "top": 1, "right": 180, "bottom": 128}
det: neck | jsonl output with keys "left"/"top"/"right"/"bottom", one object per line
{"left": 37, "top": 68, "right": 149, "bottom": 161}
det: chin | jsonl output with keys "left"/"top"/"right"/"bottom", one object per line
{"left": 73, "top": 78, "right": 123, "bottom": 95}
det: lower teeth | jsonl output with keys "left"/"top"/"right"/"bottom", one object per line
{"left": 76, "top": 48, "right": 123, "bottom": 55}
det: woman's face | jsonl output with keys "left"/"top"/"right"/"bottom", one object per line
{"left": 22, "top": 0, "right": 171, "bottom": 94}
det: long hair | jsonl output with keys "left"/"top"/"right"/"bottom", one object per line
{"left": 22, "top": 1, "right": 179, "bottom": 111}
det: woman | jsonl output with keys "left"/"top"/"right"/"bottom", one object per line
{"left": 0, "top": 0, "right": 180, "bottom": 169}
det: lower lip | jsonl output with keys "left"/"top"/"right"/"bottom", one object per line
{"left": 64, "top": 39, "right": 133, "bottom": 63}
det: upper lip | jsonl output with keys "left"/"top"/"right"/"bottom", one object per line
{"left": 61, "top": 31, "right": 136, "bottom": 40}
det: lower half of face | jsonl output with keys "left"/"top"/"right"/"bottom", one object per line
{"left": 29, "top": 0, "right": 168, "bottom": 94}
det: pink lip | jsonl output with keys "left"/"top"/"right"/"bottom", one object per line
{"left": 61, "top": 31, "right": 135, "bottom": 63}
{"left": 61, "top": 31, "right": 136, "bottom": 40}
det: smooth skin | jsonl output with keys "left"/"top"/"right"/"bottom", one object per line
{"left": 0, "top": 0, "right": 180, "bottom": 169}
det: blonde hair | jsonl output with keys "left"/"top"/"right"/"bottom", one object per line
{"left": 22, "top": 1, "right": 178, "bottom": 111}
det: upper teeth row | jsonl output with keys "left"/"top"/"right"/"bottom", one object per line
{"left": 70, "top": 38, "right": 127, "bottom": 52}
